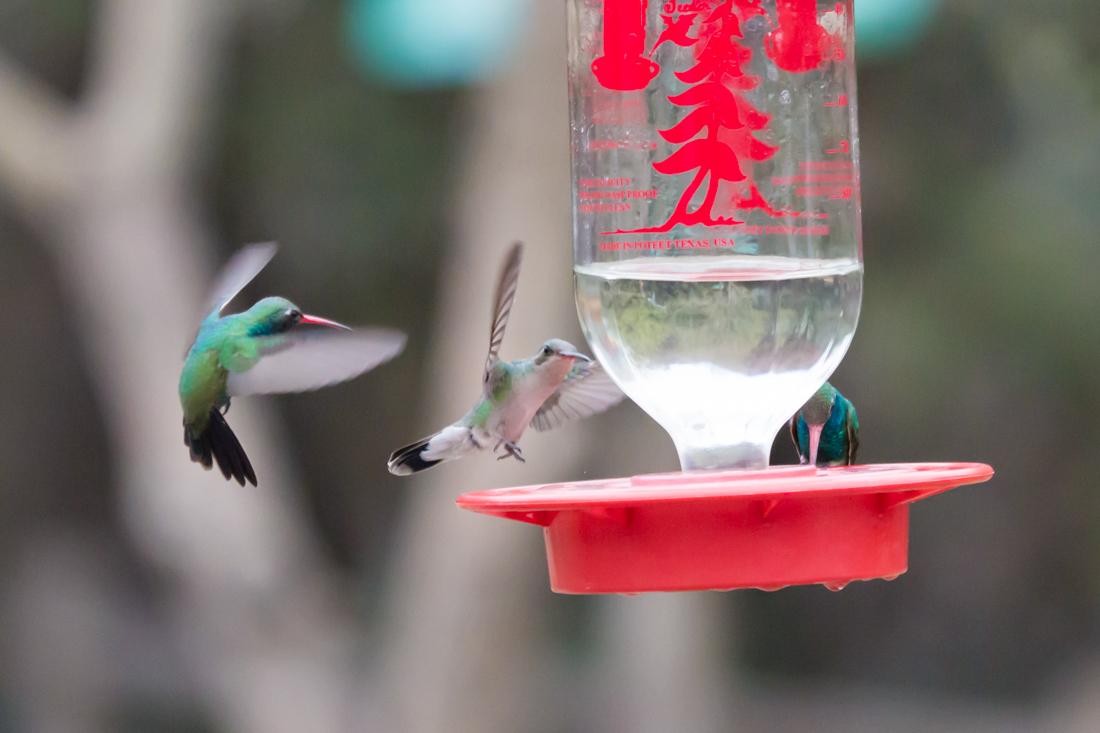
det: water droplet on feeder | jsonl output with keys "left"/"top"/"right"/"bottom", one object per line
{"left": 823, "top": 580, "right": 849, "bottom": 592}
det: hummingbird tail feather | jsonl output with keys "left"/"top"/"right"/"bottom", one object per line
{"left": 388, "top": 425, "right": 478, "bottom": 476}
{"left": 184, "top": 409, "right": 257, "bottom": 486}
{"left": 388, "top": 436, "right": 443, "bottom": 475}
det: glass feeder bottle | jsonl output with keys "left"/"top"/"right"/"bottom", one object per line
{"left": 457, "top": 0, "right": 993, "bottom": 597}
{"left": 569, "top": 0, "right": 863, "bottom": 471}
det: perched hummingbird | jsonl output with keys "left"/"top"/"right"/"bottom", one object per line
{"left": 181, "top": 243, "right": 406, "bottom": 486}
{"left": 387, "top": 242, "right": 624, "bottom": 475}
{"left": 788, "top": 381, "right": 860, "bottom": 467}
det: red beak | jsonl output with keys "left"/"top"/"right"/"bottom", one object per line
{"left": 300, "top": 314, "right": 351, "bottom": 330}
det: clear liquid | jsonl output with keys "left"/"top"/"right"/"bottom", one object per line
{"left": 575, "top": 255, "right": 862, "bottom": 471}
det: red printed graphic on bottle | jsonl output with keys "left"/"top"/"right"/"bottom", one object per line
{"left": 764, "top": 0, "right": 830, "bottom": 73}
{"left": 592, "top": 0, "right": 838, "bottom": 235}
{"left": 649, "top": 1, "right": 705, "bottom": 57}
{"left": 593, "top": 0, "right": 661, "bottom": 91}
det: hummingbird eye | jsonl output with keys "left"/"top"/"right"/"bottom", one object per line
{"left": 542, "top": 345, "right": 554, "bottom": 357}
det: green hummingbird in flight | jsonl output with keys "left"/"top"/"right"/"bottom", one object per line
{"left": 789, "top": 381, "right": 860, "bottom": 467}
{"left": 388, "top": 242, "right": 624, "bottom": 475}
{"left": 181, "top": 243, "right": 406, "bottom": 486}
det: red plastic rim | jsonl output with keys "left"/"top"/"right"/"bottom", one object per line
{"left": 457, "top": 463, "right": 993, "bottom": 594}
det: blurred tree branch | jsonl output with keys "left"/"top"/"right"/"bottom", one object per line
{"left": 377, "top": 0, "right": 584, "bottom": 728}
{"left": 0, "top": 2, "right": 360, "bottom": 732}
{"left": 377, "top": 1, "right": 727, "bottom": 731}
{"left": 0, "top": 53, "right": 76, "bottom": 207}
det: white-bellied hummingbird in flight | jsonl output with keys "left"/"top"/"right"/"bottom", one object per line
{"left": 789, "top": 381, "right": 860, "bottom": 467}
{"left": 180, "top": 243, "right": 406, "bottom": 485}
{"left": 387, "top": 242, "right": 624, "bottom": 475}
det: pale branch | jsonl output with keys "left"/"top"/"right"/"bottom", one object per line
{"left": 0, "top": 2, "right": 364, "bottom": 732}
{"left": 0, "top": 52, "right": 77, "bottom": 207}
{"left": 379, "top": 1, "right": 593, "bottom": 729}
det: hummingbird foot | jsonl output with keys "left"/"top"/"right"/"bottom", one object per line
{"left": 496, "top": 439, "right": 526, "bottom": 463}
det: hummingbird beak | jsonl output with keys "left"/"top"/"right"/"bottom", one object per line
{"left": 559, "top": 351, "right": 591, "bottom": 362}
{"left": 299, "top": 314, "right": 352, "bottom": 330}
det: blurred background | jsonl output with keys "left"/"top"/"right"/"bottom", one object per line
{"left": 0, "top": 0, "right": 1098, "bottom": 731}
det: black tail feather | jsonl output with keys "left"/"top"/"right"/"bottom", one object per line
{"left": 388, "top": 436, "right": 442, "bottom": 475}
{"left": 184, "top": 409, "right": 257, "bottom": 486}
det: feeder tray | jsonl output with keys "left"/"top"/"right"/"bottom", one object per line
{"left": 457, "top": 463, "right": 993, "bottom": 594}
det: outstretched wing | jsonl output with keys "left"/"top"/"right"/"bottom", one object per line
{"left": 226, "top": 328, "right": 406, "bottom": 396}
{"left": 530, "top": 360, "right": 625, "bottom": 432}
{"left": 484, "top": 242, "right": 523, "bottom": 381}
{"left": 204, "top": 242, "right": 278, "bottom": 319}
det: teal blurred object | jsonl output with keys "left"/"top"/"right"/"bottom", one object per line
{"left": 346, "top": 0, "right": 531, "bottom": 87}
{"left": 855, "top": 0, "right": 941, "bottom": 60}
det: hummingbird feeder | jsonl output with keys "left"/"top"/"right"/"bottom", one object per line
{"left": 457, "top": 0, "right": 992, "bottom": 593}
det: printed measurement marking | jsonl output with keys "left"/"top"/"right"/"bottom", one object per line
{"left": 825, "top": 141, "right": 850, "bottom": 154}
{"left": 824, "top": 94, "right": 848, "bottom": 107}
{"left": 797, "top": 186, "right": 847, "bottom": 197}
{"left": 828, "top": 187, "right": 853, "bottom": 200}
{"left": 772, "top": 173, "right": 853, "bottom": 185}
{"left": 801, "top": 161, "right": 853, "bottom": 171}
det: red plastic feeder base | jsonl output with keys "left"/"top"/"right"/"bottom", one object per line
{"left": 456, "top": 463, "right": 993, "bottom": 594}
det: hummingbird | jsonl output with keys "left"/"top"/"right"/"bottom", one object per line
{"left": 388, "top": 242, "right": 624, "bottom": 475}
{"left": 788, "top": 381, "right": 859, "bottom": 467}
{"left": 181, "top": 242, "right": 406, "bottom": 486}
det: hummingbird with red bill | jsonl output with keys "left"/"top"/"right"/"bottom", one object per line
{"left": 180, "top": 243, "right": 406, "bottom": 485}
{"left": 789, "top": 381, "right": 859, "bottom": 467}
{"left": 387, "top": 242, "right": 624, "bottom": 475}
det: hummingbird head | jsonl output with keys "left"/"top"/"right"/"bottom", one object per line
{"left": 533, "top": 339, "right": 591, "bottom": 378}
{"left": 244, "top": 296, "right": 351, "bottom": 336}
{"left": 800, "top": 382, "right": 837, "bottom": 426}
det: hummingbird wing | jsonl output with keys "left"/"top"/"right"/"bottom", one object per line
{"left": 788, "top": 416, "right": 805, "bottom": 463}
{"left": 843, "top": 398, "right": 859, "bottom": 465}
{"left": 530, "top": 360, "right": 625, "bottom": 432}
{"left": 225, "top": 329, "right": 406, "bottom": 396}
{"left": 792, "top": 413, "right": 800, "bottom": 460}
{"left": 484, "top": 242, "right": 524, "bottom": 382}
{"left": 205, "top": 242, "right": 278, "bottom": 319}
